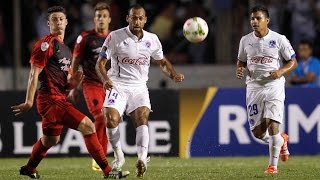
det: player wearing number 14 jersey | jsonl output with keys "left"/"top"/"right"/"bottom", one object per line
{"left": 96, "top": 4, "right": 185, "bottom": 178}
{"left": 236, "top": 5, "right": 297, "bottom": 173}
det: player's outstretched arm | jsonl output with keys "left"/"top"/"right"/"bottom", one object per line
{"left": 11, "top": 65, "right": 43, "bottom": 116}
{"left": 154, "top": 57, "right": 185, "bottom": 82}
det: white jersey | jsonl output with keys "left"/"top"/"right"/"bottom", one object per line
{"left": 101, "top": 26, "right": 164, "bottom": 85}
{"left": 238, "top": 29, "right": 296, "bottom": 87}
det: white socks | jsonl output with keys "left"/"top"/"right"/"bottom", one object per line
{"left": 108, "top": 125, "right": 149, "bottom": 162}
{"left": 269, "top": 133, "right": 284, "bottom": 167}
{"left": 107, "top": 127, "right": 124, "bottom": 159}
{"left": 136, "top": 125, "right": 149, "bottom": 160}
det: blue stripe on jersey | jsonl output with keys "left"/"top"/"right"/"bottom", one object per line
{"left": 290, "top": 54, "right": 296, "bottom": 59}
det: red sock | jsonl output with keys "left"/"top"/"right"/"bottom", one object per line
{"left": 94, "top": 113, "right": 108, "bottom": 154}
{"left": 83, "top": 133, "right": 111, "bottom": 175}
{"left": 27, "top": 139, "right": 49, "bottom": 171}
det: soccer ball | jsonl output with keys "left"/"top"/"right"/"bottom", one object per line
{"left": 183, "top": 17, "right": 209, "bottom": 43}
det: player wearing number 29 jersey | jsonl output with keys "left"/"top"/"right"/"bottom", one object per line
{"left": 236, "top": 5, "right": 297, "bottom": 174}
{"left": 238, "top": 29, "right": 296, "bottom": 88}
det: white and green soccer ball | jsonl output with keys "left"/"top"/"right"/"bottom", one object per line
{"left": 183, "top": 17, "right": 209, "bottom": 43}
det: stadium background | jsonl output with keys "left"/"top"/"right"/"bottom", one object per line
{"left": 0, "top": 0, "right": 319, "bottom": 161}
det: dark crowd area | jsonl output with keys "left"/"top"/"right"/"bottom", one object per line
{"left": 1, "top": 0, "right": 320, "bottom": 67}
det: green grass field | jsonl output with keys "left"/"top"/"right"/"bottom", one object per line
{"left": 0, "top": 156, "right": 319, "bottom": 180}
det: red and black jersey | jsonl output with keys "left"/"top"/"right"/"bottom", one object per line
{"left": 30, "top": 34, "right": 72, "bottom": 98}
{"left": 73, "top": 29, "right": 109, "bottom": 85}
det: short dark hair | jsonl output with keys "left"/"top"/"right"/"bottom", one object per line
{"left": 128, "top": 4, "right": 146, "bottom": 16}
{"left": 299, "top": 39, "right": 313, "bottom": 49}
{"left": 250, "top": 5, "right": 269, "bottom": 18}
{"left": 94, "top": 2, "right": 111, "bottom": 12}
{"left": 47, "top": 6, "right": 66, "bottom": 19}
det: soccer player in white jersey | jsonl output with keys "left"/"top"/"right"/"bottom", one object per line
{"left": 236, "top": 5, "right": 297, "bottom": 174}
{"left": 96, "top": 4, "right": 184, "bottom": 178}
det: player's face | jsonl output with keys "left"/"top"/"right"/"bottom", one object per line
{"left": 126, "top": 8, "right": 147, "bottom": 35}
{"left": 48, "top": 12, "right": 68, "bottom": 35}
{"left": 250, "top": 11, "right": 269, "bottom": 32}
{"left": 94, "top": 9, "right": 111, "bottom": 31}
{"left": 298, "top": 44, "right": 312, "bottom": 60}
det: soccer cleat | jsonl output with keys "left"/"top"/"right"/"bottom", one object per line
{"left": 280, "top": 133, "right": 290, "bottom": 162}
{"left": 136, "top": 156, "right": 150, "bottom": 178}
{"left": 104, "top": 170, "right": 130, "bottom": 179}
{"left": 20, "top": 166, "right": 40, "bottom": 179}
{"left": 112, "top": 156, "right": 125, "bottom": 172}
{"left": 92, "top": 159, "right": 102, "bottom": 171}
{"left": 264, "top": 165, "right": 278, "bottom": 174}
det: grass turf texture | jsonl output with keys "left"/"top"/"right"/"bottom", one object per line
{"left": 0, "top": 156, "right": 319, "bottom": 179}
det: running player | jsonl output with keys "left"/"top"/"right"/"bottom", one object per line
{"left": 236, "top": 5, "right": 297, "bottom": 174}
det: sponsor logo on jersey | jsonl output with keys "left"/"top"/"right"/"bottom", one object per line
{"left": 58, "top": 57, "right": 71, "bottom": 71}
{"left": 250, "top": 56, "right": 273, "bottom": 64}
{"left": 121, "top": 56, "right": 149, "bottom": 65}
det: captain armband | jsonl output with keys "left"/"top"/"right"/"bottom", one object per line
{"left": 99, "top": 46, "right": 108, "bottom": 58}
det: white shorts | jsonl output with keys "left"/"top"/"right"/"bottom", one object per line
{"left": 246, "top": 85, "right": 285, "bottom": 130}
{"left": 103, "top": 84, "right": 151, "bottom": 116}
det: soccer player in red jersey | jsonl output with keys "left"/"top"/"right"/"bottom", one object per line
{"left": 69, "top": 2, "right": 112, "bottom": 172}
{"left": 11, "top": 6, "right": 128, "bottom": 179}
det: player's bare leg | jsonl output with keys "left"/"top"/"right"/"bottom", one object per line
{"left": 252, "top": 119, "right": 269, "bottom": 143}
{"left": 131, "top": 106, "right": 150, "bottom": 178}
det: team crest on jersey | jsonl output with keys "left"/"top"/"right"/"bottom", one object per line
{"left": 145, "top": 41, "right": 151, "bottom": 48}
{"left": 269, "top": 40, "right": 276, "bottom": 48}
{"left": 76, "top": 35, "right": 83, "bottom": 44}
{"left": 40, "top": 42, "right": 49, "bottom": 51}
